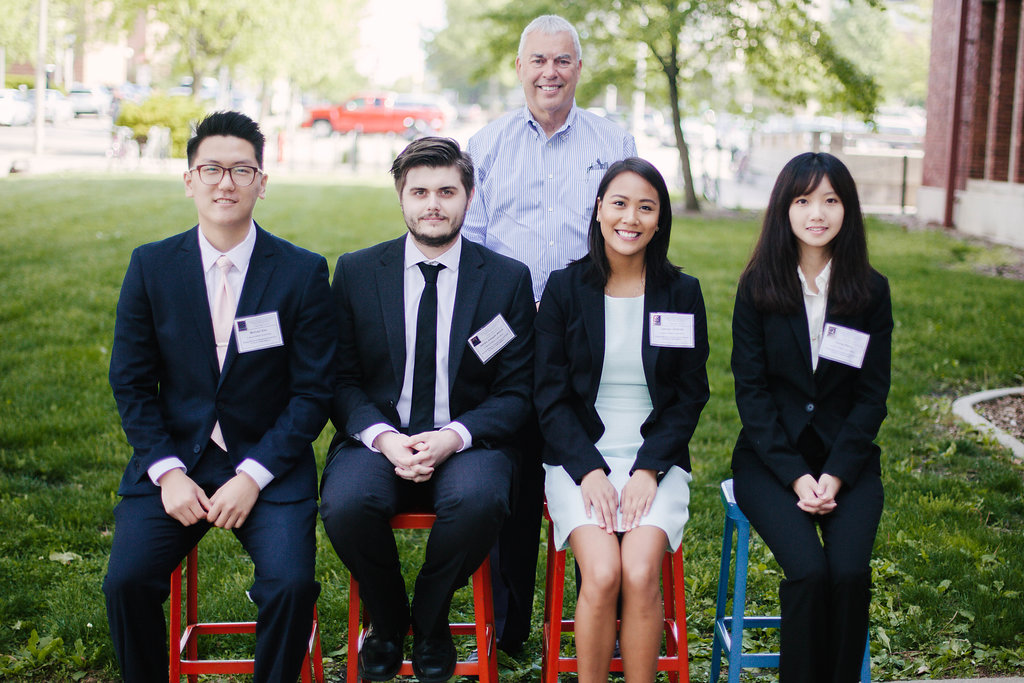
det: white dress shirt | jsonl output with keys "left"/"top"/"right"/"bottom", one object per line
{"left": 798, "top": 260, "right": 832, "bottom": 371}
{"left": 149, "top": 222, "right": 275, "bottom": 490}
{"left": 357, "top": 235, "right": 473, "bottom": 452}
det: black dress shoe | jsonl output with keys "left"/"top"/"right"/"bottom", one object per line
{"left": 358, "top": 627, "right": 403, "bottom": 681}
{"left": 411, "top": 632, "right": 456, "bottom": 683}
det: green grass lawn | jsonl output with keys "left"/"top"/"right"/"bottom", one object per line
{"left": 1, "top": 174, "right": 1022, "bottom": 681}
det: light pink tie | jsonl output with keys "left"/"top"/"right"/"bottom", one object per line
{"left": 211, "top": 255, "right": 235, "bottom": 450}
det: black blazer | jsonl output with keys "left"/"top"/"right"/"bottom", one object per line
{"left": 730, "top": 270, "right": 893, "bottom": 488}
{"left": 108, "top": 225, "right": 337, "bottom": 502}
{"left": 328, "top": 235, "right": 535, "bottom": 456}
{"left": 534, "top": 260, "right": 710, "bottom": 484}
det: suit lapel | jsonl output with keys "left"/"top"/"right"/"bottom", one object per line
{"left": 788, "top": 308, "right": 814, "bottom": 377}
{"left": 581, "top": 273, "right": 605, "bottom": 399}
{"left": 177, "top": 227, "right": 219, "bottom": 377}
{"left": 220, "top": 226, "right": 277, "bottom": 382}
{"left": 377, "top": 238, "right": 408, "bottom": 391}
{"left": 449, "top": 239, "right": 483, "bottom": 389}
{"left": 640, "top": 282, "right": 669, "bottom": 395}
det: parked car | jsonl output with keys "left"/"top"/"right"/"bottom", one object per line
{"left": 68, "top": 84, "right": 113, "bottom": 117}
{"left": 301, "top": 92, "right": 447, "bottom": 137}
{"left": 27, "top": 89, "right": 75, "bottom": 124}
{"left": 0, "top": 89, "right": 33, "bottom": 126}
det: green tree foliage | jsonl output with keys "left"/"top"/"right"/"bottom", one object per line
{"left": 435, "top": 0, "right": 883, "bottom": 211}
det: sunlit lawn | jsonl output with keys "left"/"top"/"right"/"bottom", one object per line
{"left": 1, "top": 174, "right": 1022, "bottom": 680}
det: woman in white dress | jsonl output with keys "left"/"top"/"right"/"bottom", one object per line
{"left": 535, "top": 157, "right": 709, "bottom": 682}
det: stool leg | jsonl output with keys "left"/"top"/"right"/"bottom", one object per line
{"left": 347, "top": 577, "right": 361, "bottom": 683}
{"left": 860, "top": 631, "right": 871, "bottom": 682}
{"left": 709, "top": 515, "right": 734, "bottom": 683}
{"left": 665, "top": 548, "right": 689, "bottom": 683}
{"left": 473, "top": 558, "right": 498, "bottom": 683}
{"left": 185, "top": 548, "right": 199, "bottom": 683}
{"left": 727, "top": 519, "right": 751, "bottom": 683}
{"left": 543, "top": 530, "right": 566, "bottom": 683}
{"left": 169, "top": 564, "right": 182, "bottom": 683}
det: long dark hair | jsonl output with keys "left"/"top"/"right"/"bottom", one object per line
{"left": 738, "top": 152, "right": 872, "bottom": 315}
{"left": 581, "top": 157, "right": 681, "bottom": 286}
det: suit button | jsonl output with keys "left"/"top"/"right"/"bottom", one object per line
{"left": 193, "top": 444, "right": 201, "bottom": 454}
{"left": 805, "top": 403, "right": 815, "bottom": 412}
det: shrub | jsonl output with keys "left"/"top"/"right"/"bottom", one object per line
{"left": 115, "top": 94, "right": 207, "bottom": 158}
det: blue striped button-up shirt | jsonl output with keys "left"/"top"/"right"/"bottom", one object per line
{"left": 464, "top": 103, "right": 636, "bottom": 301}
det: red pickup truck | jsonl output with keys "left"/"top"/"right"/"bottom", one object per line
{"left": 301, "top": 92, "right": 447, "bottom": 136}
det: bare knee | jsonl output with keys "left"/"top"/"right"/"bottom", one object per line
{"left": 579, "top": 558, "right": 622, "bottom": 606}
{"left": 621, "top": 558, "right": 661, "bottom": 604}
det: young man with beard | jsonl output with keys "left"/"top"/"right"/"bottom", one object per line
{"left": 319, "top": 137, "right": 535, "bottom": 683}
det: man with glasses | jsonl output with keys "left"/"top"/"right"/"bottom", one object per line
{"left": 104, "top": 111, "right": 336, "bottom": 683}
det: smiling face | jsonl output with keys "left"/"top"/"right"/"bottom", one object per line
{"left": 400, "top": 165, "right": 473, "bottom": 256}
{"left": 789, "top": 175, "right": 844, "bottom": 258}
{"left": 184, "top": 135, "right": 266, "bottom": 241}
{"left": 515, "top": 30, "right": 581, "bottom": 128}
{"left": 597, "top": 171, "right": 660, "bottom": 265}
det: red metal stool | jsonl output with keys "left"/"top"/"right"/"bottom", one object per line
{"left": 169, "top": 544, "right": 325, "bottom": 683}
{"left": 346, "top": 511, "right": 499, "bottom": 683}
{"left": 541, "top": 505, "right": 690, "bottom": 683}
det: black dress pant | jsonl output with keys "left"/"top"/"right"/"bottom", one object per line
{"left": 320, "top": 442, "right": 512, "bottom": 639}
{"left": 733, "top": 432, "right": 883, "bottom": 683}
{"left": 489, "top": 414, "right": 544, "bottom": 650}
{"left": 103, "top": 443, "right": 319, "bottom": 683}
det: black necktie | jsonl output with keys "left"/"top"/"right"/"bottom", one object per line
{"left": 409, "top": 262, "right": 443, "bottom": 434}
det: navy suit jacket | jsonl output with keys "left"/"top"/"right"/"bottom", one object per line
{"left": 534, "top": 260, "right": 710, "bottom": 484}
{"left": 730, "top": 271, "right": 892, "bottom": 488}
{"left": 109, "top": 224, "right": 337, "bottom": 503}
{"left": 327, "top": 235, "right": 535, "bottom": 457}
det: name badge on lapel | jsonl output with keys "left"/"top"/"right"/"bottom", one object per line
{"left": 468, "top": 313, "right": 515, "bottom": 364}
{"left": 234, "top": 312, "right": 284, "bottom": 353}
{"left": 649, "top": 312, "right": 695, "bottom": 348}
{"left": 818, "top": 323, "right": 869, "bottom": 368}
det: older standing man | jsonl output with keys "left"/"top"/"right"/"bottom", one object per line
{"left": 463, "top": 13, "right": 637, "bottom": 654}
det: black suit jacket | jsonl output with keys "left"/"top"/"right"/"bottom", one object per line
{"left": 327, "top": 235, "right": 535, "bottom": 456}
{"left": 730, "top": 270, "right": 893, "bottom": 488}
{"left": 534, "top": 260, "right": 710, "bottom": 484}
{"left": 108, "top": 225, "right": 337, "bottom": 502}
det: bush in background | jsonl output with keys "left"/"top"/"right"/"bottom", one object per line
{"left": 115, "top": 95, "right": 206, "bottom": 158}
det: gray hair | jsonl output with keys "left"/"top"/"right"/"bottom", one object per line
{"left": 517, "top": 15, "right": 582, "bottom": 63}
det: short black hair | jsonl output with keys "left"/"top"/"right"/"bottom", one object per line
{"left": 390, "top": 137, "right": 474, "bottom": 195}
{"left": 186, "top": 111, "right": 265, "bottom": 169}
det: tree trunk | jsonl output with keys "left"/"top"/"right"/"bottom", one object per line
{"left": 663, "top": 42, "right": 699, "bottom": 212}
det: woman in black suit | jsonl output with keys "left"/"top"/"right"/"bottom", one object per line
{"left": 731, "top": 152, "right": 892, "bottom": 682}
{"left": 535, "top": 158, "right": 709, "bottom": 683}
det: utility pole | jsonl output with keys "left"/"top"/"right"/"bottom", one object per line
{"left": 34, "top": 0, "right": 49, "bottom": 156}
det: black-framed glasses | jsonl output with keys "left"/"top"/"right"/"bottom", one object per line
{"left": 190, "top": 164, "right": 262, "bottom": 186}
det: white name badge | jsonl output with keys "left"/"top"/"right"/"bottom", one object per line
{"left": 649, "top": 312, "right": 695, "bottom": 348}
{"left": 468, "top": 313, "right": 516, "bottom": 364}
{"left": 233, "top": 312, "right": 284, "bottom": 353}
{"left": 818, "top": 323, "right": 869, "bottom": 368}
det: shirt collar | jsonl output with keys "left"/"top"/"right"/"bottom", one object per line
{"left": 404, "top": 233, "right": 462, "bottom": 272}
{"left": 797, "top": 259, "right": 832, "bottom": 296}
{"left": 199, "top": 221, "right": 257, "bottom": 273}
{"left": 522, "top": 100, "right": 579, "bottom": 139}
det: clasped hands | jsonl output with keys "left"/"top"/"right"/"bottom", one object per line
{"left": 373, "top": 429, "right": 463, "bottom": 483}
{"left": 791, "top": 473, "right": 843, "bottom": 515}
{"left": 158, "top": 468, "right": 260, "bottom": 529}
{"left": 580, "top": 468, "right": 658, "bottom": 533}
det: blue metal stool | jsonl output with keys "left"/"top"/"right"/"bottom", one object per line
{"left": 710, "top": 479, "right": 871, "bottom": 682}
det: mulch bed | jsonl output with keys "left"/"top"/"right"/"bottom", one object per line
{"left": 975, "top": 394, "right": 1024, "bottom": 441}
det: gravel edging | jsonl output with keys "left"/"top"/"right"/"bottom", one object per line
{"left": 951, "top": 387, "right": 1024, "bottom": 461}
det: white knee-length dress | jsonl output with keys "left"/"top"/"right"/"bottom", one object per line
{"left": 543, "top": 294, "right": 692, "bottom": 551}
